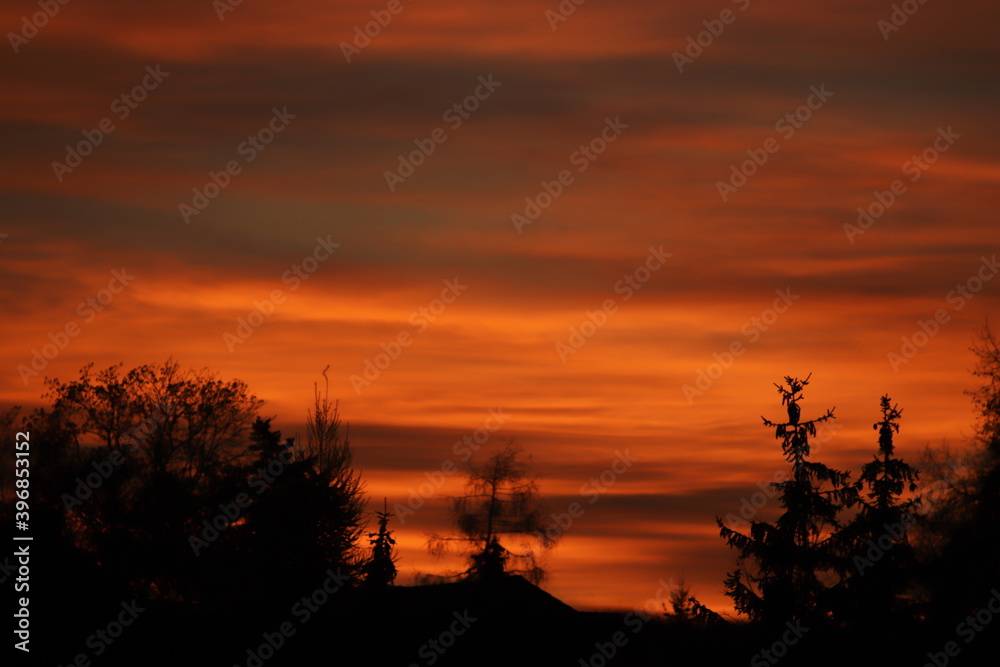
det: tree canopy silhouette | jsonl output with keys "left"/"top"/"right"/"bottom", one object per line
{"left": 46, "top": 359, "right": 262, "bottom": 478}
{"left": 219, "top": 413, "right": 365, "bottom": 603}
{"left": 918, "top": 322, "right": 1000, "bottom": 618}
{"left": 718, "top": 374, "right": 855, "bottom": 626}
{"left": 362, "top": 498, "right": 399, "bottom": 588}
{"left": 41, "top": 360, "right": 262, "bottom": 599}
{"left": 29, "top": 360, "right": 366, "bottom": 603}
{"left": 835, "top": 395, "right": 919, "bottom": 625}
{"left": 427, "top": 441, "right": 555, "bottom": 584}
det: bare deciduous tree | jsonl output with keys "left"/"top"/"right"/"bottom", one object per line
{"left": 300, "top": 365, "right": 354, "bottom": 479}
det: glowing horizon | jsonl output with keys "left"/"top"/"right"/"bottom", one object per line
{"left": 2, "top": 0, "right": 999, "bottom": 617}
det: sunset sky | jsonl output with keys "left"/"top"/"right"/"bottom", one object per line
{"left": 2, "top": 0, "right": 998, "bottom": 615}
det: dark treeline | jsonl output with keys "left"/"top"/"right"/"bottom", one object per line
{"left": 3, "top": 327, "right": 1000, "bottom": 666}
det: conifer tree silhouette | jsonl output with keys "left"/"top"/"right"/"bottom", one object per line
{"left": 362, "top": 498, "right": 399, "bottom": 588}
{"left": 661, "top": 576, "right": 724, "bottom": 626}
{"left": 718, "top": 375, "right": 855, "bottom": 626}
{"left": 238, "top": 415, "right": 365, "bottom": 598}
{"left": 837, "top": 396, "right": 919, "bottom": 624}
{"left": 664, "top": 577, "right": 697, "bottom": 623}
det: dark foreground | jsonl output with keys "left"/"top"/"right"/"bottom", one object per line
{"left": 19, "top": 570, "right": 1000, "bottom": 667}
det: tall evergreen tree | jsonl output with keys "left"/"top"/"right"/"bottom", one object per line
{"left": 237, "top": 416, "right": 365, "bottom": 601}
{"left": 718, "top": 375, "right": 855, "bottom": 626}
{"left": 838, "top": 396, "right": 919, "bottom": 623}
{"left": 362, "top": 498, "right": 399, "bottom": 588}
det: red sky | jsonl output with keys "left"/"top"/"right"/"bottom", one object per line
{"left": 2, "top": 0, "right": 998, "bottom": 615}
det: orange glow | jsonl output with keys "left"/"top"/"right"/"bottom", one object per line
{"left": 2, "top": 0, "right": 998, "bottom": 618}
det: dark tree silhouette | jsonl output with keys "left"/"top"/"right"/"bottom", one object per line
{"left": 362, "top": 498, "right": 399, "bottom": 588}
{"left": 214, "top": 416, "right": 363, "bottom": 602}
{"left": 835, "top": 395, "right": 919, "bottom": 624}
{"left": 45, "top": 360, "right": 262, "bottom": 480}
{"left": 35, "top": 361, "right": 367, "bottom": 604}
{"left": 662, "top": 576, "right": 725, "bottom": 627}
{"left": 43, "top": 360, "right": 262, "bottom": 599}
{"left": 970, "top": 321, "right": 1000, "bottom": 458}
{"left": 427, "top": 441, "right": 555, "bottom": 584}
{"left": 302, "top": 365, "right": 353, "bottom": 478}
{"left": 0, "top": 405, "right": 22, "bottom": 501}
{"left": 1, "top": 404, "right": 135, "bottom": 663}
{"left": 226, "top": 371, "right": 366, "bottom": 601}
{"left": 919, "top": 323, "right": 1000, "bottom": 619}
{"left": 665, "top": 577, "right": 697, "bottom": 623}
{"left": 718, "top": 375, "right": 855, "bottom": 626}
